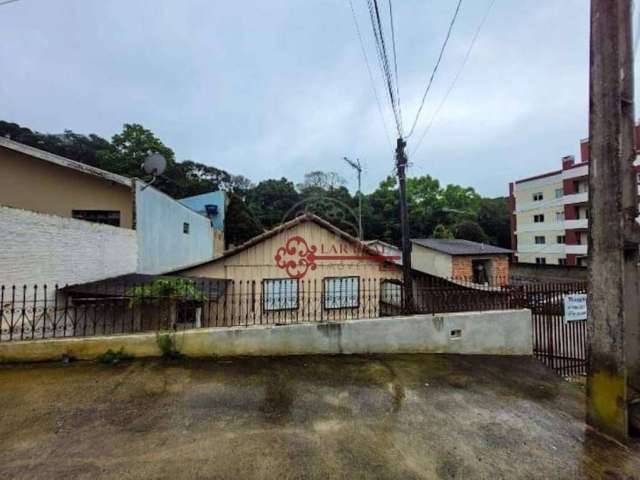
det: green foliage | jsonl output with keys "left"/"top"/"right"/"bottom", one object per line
{"left": 453, "top": 221, "right": 489, "bottom": 243}
{"left": 0, "top": 119, "right": 511, "bottom": 249}
{"left": 431, "top": 224, "right": 454, "bottom": 239}
{"left": 129, "top": 278, "right": 205, "bottom": 304}
{"left": 156, "top": 332, "right": 183, "bottom": 360}
{"left": 96, "top": 348, "right": 134, "bottom": 365}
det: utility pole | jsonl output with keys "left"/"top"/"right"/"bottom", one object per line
{"left": 587, "top": 0, "right": 640, "bottom": 440}
{"left": 343, "top": 156, "right": 363, "bottom": 239}
{"left": 396, "top": 138, "right": 413, "bottom": 312}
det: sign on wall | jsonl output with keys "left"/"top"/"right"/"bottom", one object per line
{"left": 564, "top": 294, "right": 587, "bottom": 322}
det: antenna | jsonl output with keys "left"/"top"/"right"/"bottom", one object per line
{"left": 141, "top": 153, "right": 167, "bottom": 190}
{"left": 343, "top": 156, "right": 363, "bottom": 240}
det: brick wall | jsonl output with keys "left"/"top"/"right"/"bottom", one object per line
{"left": 451, "top": 255, "right": 509, "bottom": 285}
{"left": 0, "top": 206, "right": 137, "bottom": 290}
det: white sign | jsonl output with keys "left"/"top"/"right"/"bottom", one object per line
{"left": 564, "top": 294, "right": 587, "bottom": 322}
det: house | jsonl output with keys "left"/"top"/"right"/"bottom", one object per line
{"left": 410, "top": 238, "right": 511, "bottom": 285}
{"left": 0, "top": 137, "right": 225, "bottom": 288}
{"left": 179, "top": 191, "right": 226, "bottom": 257}
{"left": 177, "top": 213, "right": 404, "bottom": 322}
{"left": 364, "top": 240, "right": 402, "bottom": 265}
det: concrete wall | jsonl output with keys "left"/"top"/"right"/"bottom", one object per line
{"left": 0, "top": 310, "right": 532, "bottom": 363}
{"left": 411, "top": 244, "right": 452, "bottom": 278}
{"left": 0, "top": 144, "right": 134, "bottom": 228}
{"left": 135, "top": 182, "right": 215, "bottom": 274}
{"left": 0, "top": 206, "right": 137, "bottom": 288}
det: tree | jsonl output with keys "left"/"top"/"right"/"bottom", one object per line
{"left": 454, "top": 221, "right": 489, "bottom": 243}
{"left": 297, "top": 171, "right": 346, "bottom": 191}
{"left": 245, "top": 178, "right": 301, "bottom": 229}
{"left": 431, "top": 224, "right": 454, "bottom": 239}
{"left": 477, "top": 197, "right": 510, "bottom": 248}
{"left": 96, "top": 123, "right": 176, "bottom": 177}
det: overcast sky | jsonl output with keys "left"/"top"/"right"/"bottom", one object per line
{"left": 0, "top": 0, "right": 624, "bottom": 197}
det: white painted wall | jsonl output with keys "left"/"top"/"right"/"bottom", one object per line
{"left": 135, "top": 182, "right": 214, "bottom": 274}
{"left": 0, "top": 206, "right": 137, "bottom": 288}
{"left": 411, "top": 243, "right": 452, "bottom": 277}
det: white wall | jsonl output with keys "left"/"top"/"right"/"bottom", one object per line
{"left": 411, "top": 244, "right": 452, "bottom": 278}
{"left": 135, "top": 182, "right": 214, "bottom": 274}
{"left": 0, "top": 206, "right": 137, "bottom": 288}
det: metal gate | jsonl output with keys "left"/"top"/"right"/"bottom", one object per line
{"left": 523, "top": 282, "right": 588, "bottom": 377}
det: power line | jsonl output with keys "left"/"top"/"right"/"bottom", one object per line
{"left": 412, "top": 0, "right": 495, "bottom": 157}
{"left": 367, "top": 0, "right": 403, "bottom": 136}
{"left": 388, "top": 0, "right": 402, "bottom": 133}
{"left": 347, "top": 0, "right": 393, "bottom": 150}
{"left": 405, "top": 0, "right": 463, "bottom": 139}
{"left": 0, "top": 0, "right": 20, "bottom": 6}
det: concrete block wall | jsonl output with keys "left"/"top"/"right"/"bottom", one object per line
{"left": 0, "top": 206, "right": 137, "bottom": 289}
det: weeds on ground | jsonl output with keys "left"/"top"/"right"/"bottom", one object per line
{"left": 96, "top": 348, "right": 134, "bottom": 365}
{"left": 156, "top": 331, "right": 184, "bottom": 360}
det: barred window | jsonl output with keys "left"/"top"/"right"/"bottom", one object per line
{"left": 323, "top": 276, "right": 360, "bottom": 309}
{"left": 262, "top": 279, "right": 298, "bottom": 311}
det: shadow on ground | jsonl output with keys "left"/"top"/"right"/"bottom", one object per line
{"left": 0, "top": 354, "right": 638, "bottom": 479}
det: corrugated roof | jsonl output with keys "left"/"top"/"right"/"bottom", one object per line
{"left": 411, "top": 238, "right": 512, "bottom": 256}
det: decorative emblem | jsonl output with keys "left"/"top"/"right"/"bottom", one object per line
{"left": 274, "top": 236, "right": 318, "bottom": 279}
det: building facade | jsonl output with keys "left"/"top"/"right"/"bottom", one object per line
{"left": 509, "top": 125, "right": 640, "bottom": 266}
{"left": 0, "top": 137, "right": 225, "bottom": 287}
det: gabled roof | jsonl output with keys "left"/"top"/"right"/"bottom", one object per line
{"left": 176, "top": 213, "right": 397, "bottom": 270}
{"left": 411, "top": 238, "right": 512, "bottom": 256}
{"left": 0, "top": 136, "right": 131, "bottom": 187}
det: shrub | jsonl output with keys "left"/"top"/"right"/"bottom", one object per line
{"left": 96, "top": 348, "right": 134, "bottom": 365}
{"left": 156, "top": 332, "right": 183, "bottom": 360}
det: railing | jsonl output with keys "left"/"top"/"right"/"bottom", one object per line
{"left": 0, "top": 276, "right": 518, "bottom": 342}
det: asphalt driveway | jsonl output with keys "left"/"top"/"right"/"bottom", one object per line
{"left": 0, "top": 354, "right": 638, "bottom": 479}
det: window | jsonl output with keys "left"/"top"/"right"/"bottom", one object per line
{"left": 183, "top": 222, "right": 190, "bottom": 234}
{"left": 556, "top": 211, "right": 565, "bottom": 222}
{"left": 534, "top": 236, "right": 546, "bottom": 245}
{"left": 380, "top": 280, "right": 402, "bottom": 307}
{"left": 262, "top": 279, "right": 299, "bottom": 311}
{"left": 72, "top": 210, "right": 120, "bottom": 227}
{"left": 558, "top": 259, "right": 567, "bottom": 265}
{"left": 534, "top": 214, "right": 545, "bottom": 223}
{"left": 323, "top": 276, "right": 360, "bottom": 309}
{"left": 532, "top": 192, "right": 544, "bottom": 201}
{"left": 555, "top": 188, "right": 564, "bottom": 199}
{"left": 535, "top": 257, "right": 547, "bottom": 265}
{"left": 557, "top": 235, "right": 566, "bottom": 244}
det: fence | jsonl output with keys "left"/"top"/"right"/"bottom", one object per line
{"left": 522, "top": 281, "right": 588, "bottom": 377}
{"left": 0, "top": 278, "right": 589, "bottom": 378}
{"left": 1, "top": 277, "right": 517, "bottom": 343}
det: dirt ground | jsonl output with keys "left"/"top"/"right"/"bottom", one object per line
{"left": 0, "top": 354, "right": 638, "bottom": 480}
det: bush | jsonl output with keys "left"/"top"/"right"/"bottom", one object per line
{"left": 156, "top": 332, "right": 183, "bottom": 360}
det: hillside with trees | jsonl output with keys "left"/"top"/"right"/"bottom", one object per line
{"left": 0, "top": 120, "right": 510, "bottom": 249}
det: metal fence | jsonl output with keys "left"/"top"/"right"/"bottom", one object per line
{"left": 0, "top": 278, "right": 590, "bottom": 377}
{"left": 1, "top": 277, "right": 517, "bottom": 342}
{"left": 521, "top": 281, "right": 588, "bottom": 377}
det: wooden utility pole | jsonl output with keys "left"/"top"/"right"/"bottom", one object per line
{"left": 396, "top": 138, "right": 413, "bottom": 312}
{"left": 587, "top": 0, "right": 640, "bottom": 440}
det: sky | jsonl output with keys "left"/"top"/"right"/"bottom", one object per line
{"left": 0, "top": 0, "right": 622, "bottom": 197}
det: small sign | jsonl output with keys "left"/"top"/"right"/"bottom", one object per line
{"left": 564, "top": 294, "right": 587, "bottom": 322}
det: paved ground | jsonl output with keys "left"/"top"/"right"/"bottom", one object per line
{"left": 0, "top": 354, "right": 638, "bottom": 479}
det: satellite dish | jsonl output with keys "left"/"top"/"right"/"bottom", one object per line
{"left": 142, "top": 153, "right": 167, "bottom": 176}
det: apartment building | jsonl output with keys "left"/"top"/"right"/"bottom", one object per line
{"left": 509, "top": 125, "right": 640, "bottom": 266}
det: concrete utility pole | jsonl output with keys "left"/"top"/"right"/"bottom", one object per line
{"left": 343, "top": 156, "right": 363, "bottom": 240}
{"left": 587, "top": 0, "right": 640, "bottom": 439}
{"left": 396, "top": 138, "right": 413, "bottom": 312}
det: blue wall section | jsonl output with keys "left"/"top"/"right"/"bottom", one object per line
{"left": 179, "top": 191, "right": 225, "bottom": 231}
{"left": 136, "top": 182, "right": 214, "bottom": 274}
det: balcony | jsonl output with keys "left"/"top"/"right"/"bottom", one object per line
{"left": 563, "top": 192, "right": 588, "bottom": 205}
{"left": 566, "top": 244, "right": 588, "bottom": 255}
{"left": 564, "top": 219, "right": 588, "bottom": 230}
